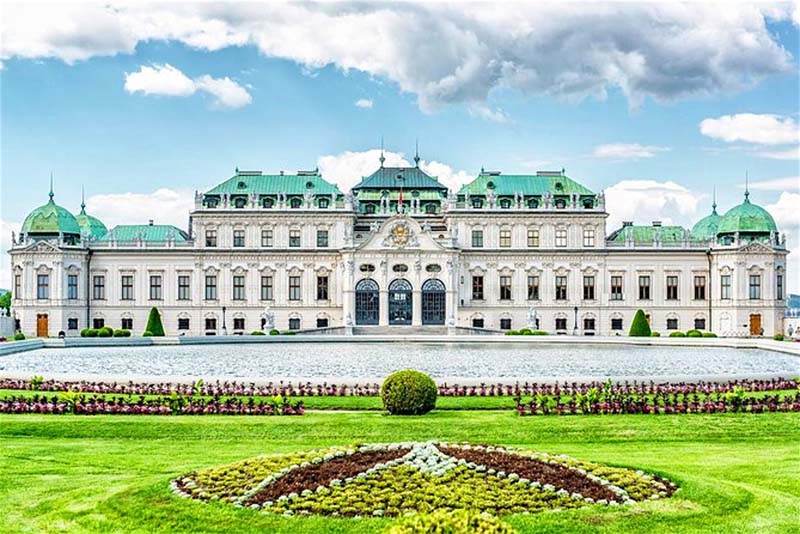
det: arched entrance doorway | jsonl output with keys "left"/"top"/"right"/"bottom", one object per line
{"left": 355, "top": 279, "right": 379, "bottom": 325}
{"left": 389, "top": 279, "right": 412, "bottom": 325}
{"left": 421, "top": 279, "right": 446, "bottom": 325}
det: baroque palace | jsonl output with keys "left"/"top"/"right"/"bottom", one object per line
{"left": 9, "top": 152, "right": 789, "bottom": 337}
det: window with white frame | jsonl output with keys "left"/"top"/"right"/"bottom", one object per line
{"left": 583, "top": 227, "right": 595, "bottom": 247}
{"left": 261, "top": 228, "right": 273, "bottom": 247}
{"left": 288, "top": 275, "right": 302, "bottom": 301}
{"left": 289, "top": 229, "right": 301, "bottom": 247}
{"left": 37, "top": 274, "right": 49, "bottom": 300}
{"left": 555, "top": 276, "right": 568, "bottom": 300}
{"left": 471, "top": 229, "right": 483, "bottom": 248}
{"left": 177, "top": 275, "right": 191, "bottom": 300}
{"left": 261, "top": 275, "right": 273, "bottom": 301}
{"left": 149, "top": 275, "right": 162, "bottom": 300}
{"left": 610, "top": 275, "right": 623, "bottom": 301}
{"left": 204, "top": 274, "right": 218, "bottom": 300}
{"left": 527, "top": 275, "right": 540, "bottom": 300}
{"left": 317, "top": 229, "right": 329, "bottom": 248}
{"left": 527, "top": 228, "right": 539, "bottom": 248}
{"left": 205, "top": 229, "right": 217, "bottom": 247}
{"left": 749, "top": 274, "right": 761, "bottom": 300}
{"left": 499, "top": 275, "right": 512, "bottom": 300}
{"left": 232, "top": 275, "right": 246, "bottom": 301}
{"left": 555, "top": 227, "right": 567, "bottom": 247}
{"left": 499, "top": 228, "right": 511, "bottom": 248}
{"left": 121, "top": 275, "right": 134, "bottom": 300}
{"left": 67, "top": 274, "right": 78, "bottom": 300}
{"left": 720, "top": 274, "right": 731, "bottom": 300}
{"left": 233, "top": 229, "right": 245, "bottom": 247}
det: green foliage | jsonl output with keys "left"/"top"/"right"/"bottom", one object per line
{"left": 702, "top": 332, "right": 718, "bottom": 338}
{"left": 773, "top": 333, "right": 784, "bottom": 341}
{"left": 686, "top": 329, "right": 702, "bottom": 338}
{"left": 81, "top": 328, "right": 98, "bottom": 338}
{"left": 518, "top": 328, "right": 533, "bottom": 335}
{"left": 30, "top": 375, "right": 44, "bottom": 390}
{"left": 144, "top": 307, "right": 165, "bottom": 337}
{"left": 282, "top": 330, "right": 296, "bottom": 335}
{"left": 142, "top": 330, "right": 154, "bottom": 337}
{"left": 504, "top": 330, "right": 519, "bottom": 336}
{"left": 381, "top": 370, "right": 438, "bottom": 415}
{"left": 269, "top": 329, "right": 280, "bottom": 335}
{"left": 669, "top": 331, "right": 686, "bottom": 337}
{"left": 13, "top": 332, "right": 26, "bottom": 341}
{"left": 0, "top": 291, "right": 10, "bottom": 312}
{"left": 113, "top": 329, "right": 131, "bottom": 337}
{"left": 250, "top": 330, "right": 266, "bottom": 336}
{"left": 193, "top": 379, "right": 204, "bottom": 397}
{"left": 628, "top": 309, "right": 651, "bottom": 337}
{"left": 97, "top": 326, "right": 114, "bottom": 338}
{"left": 531, "top": 330, "right": 548, "bottom": 335}
{"left": 386, "top": 510, "right": 518, "bottom": 534}
{"left": 650, "top": 331, "right": 661, "bottom": 337}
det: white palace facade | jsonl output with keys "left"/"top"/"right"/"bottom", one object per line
{"left": 8, "top": 153, "right": 789, "bottom": 337}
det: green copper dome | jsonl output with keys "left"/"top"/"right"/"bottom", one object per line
{"left": 21, "top": 190, "right": 81, "bottom": 236}
{"left": 717, "top": 192, "right": 778, "bottom": 235}
{"left": 691, "top": 202, "right": 722, "bottom": 241}
{"left": 75, "top": 201, "right": 108, "bottom": 240}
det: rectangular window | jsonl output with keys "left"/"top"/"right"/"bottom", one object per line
{"left": 233, "top": 229, "right": 245, "bottom": 247}
{"left": 204, "top": 275, "right": 217, "bottom": 300}
{"left": 610, "top": 275, "right": 623, "bottom": 301}
{"left": 67, "top": 318, "right": 79, "bottom": 330}
{"left": 205, "top": 318, "right": 217, "bottom": 331}
{"left": 232, "top": 275, "right": 246, "bottom": 301}
{"left": 205, "top": 229, "right": 217, "bottom": 247}
{"left": 499, "top": 275, "right": 512, "bottom": 301}
{"left": 289, "top": 229, "right": 301, "bottom": 247}
{"left": 121, "top": 275, "right": 134, "bottom": 300}
{"left": 527, "top": 276, "right": 540, "bottom": 300}
{"left": 500, "top": 318, "right": 512, "bottom": 330}
{"left": 611, "top": 318, "right": 623, "bottom": 331}
{"left": 555, "top": 228, "right": 567, "bottom": 247}
{"left": 316, "top": 318, "right": 329, "bottom": 328}
{"left": 666, "top": 275, "right": 679, "bottom": 300}
{"left": 667, "top": 318, "right": 679, "bottom": 330}
{"left": 555, "top": 276, "right": 568, "bottom": 301}
{"left": 177, "top": 275, "right": 191, "bottom": 301}
{"left": 317, "top": 275, "right": 329, "bottom": 300}
{"left": 316, "top": 229, "right": 329, "bottom": 248}
{"left": 527, "top": 228, "right": 539, "bottom": 248}
{"left": 36, "top": 274, "right": 49, "bottom": 300}
{"left": 777, "top": 274, "right": 784, "bottom": 300}
{"left": 261, "top": 229, "right": 273, "bottom": 247}
{"left": 289, "top": 318, "right": 301, "bottom": 330}
{"left": 583, "top": 318, "right": 595, "bottom": 331}
{"left": 694, "top": 318, "right": 706, "bottom": 330}
{"left": 288, "top": 275, "right": 302, "bottom": 301}
{"left": 14, "top": 273, "right": 21, "bottom": 299}
{"left": 555, "top": 318, "right": 567, "bottom": 331}
{"left": 178, "top": 318, "right": 190, "bottom": 330}
{"left": 121, "top": 318, "right": 133, "bottom": 330}
{"left": 233, "top": 318, "right": 245, "bottom": 331}
{"left": 749, "top": 274, "right": 761, "bottom": 300}
{"left": 584, "top": 276, "right": 596, "bottom": 301}
{"left": 472, "top": 275, "right": 484, "bottom": 300}
{"left": 471, "top": 229, "right": 483, "bottom": 248}
{"left": 149, "top": 275, "right": 162, "bottom": 300}
{"left": 92, "top": 275, "right": 105, "bottom": 300}
{"left": 67, "top": 274, "right": 78, "bottom": 300}
{"left": 472, "top": 318, "right": 485, "bottom": 328}
{"left": 694, "top": 276, "right": 706, "bottom": 300}
{"left": 638, "top": 275, "right": 651, "bottom": 300}
{"left": 260, "top": 275, "right": 273, "bottom": 301}
{"left": 93, "top": 318, "right": 105, "bottom": 329}
{"left": 583, "top": 227, "right": 595, "bottom": 248}
{"left": 499, "top": 228, "right": 511, "bottom": 248}
{"left": 720, "top": 274, "right": 731, "bottom": 300}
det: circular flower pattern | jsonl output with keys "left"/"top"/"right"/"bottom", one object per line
{"left": 172, "top": 442, "right": 676, "bottom": 517}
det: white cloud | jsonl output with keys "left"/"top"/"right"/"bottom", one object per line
{"left": 354, "top": 98, "right": 373, "bottom": 109}
{"left": 467, "top": 104, "right": 510, "bottom": 123}
{"left": 766, "top": 192, "right": 800, "bottom": 293}
{"left": 85, "top": 188, "right": 196, "bottom": 230}
{"left": 747, "top": 177, "right": 800, "bottom": 191}
{"left": 124, "top": 64, "right": 252, "bottom": 109}
{"left": 699, "top": 113, "right": 799, "bottom": 145}
{"left": 756, "top": 146, "right": 800, "bottom": 160}
{"left": 1, "top": 4, "right": 793, "bottom": 114}
{"left": 0, "top": 220, "right": 21, "bottom": 290}
{"left": 604, "top": 180, "right": 702, "bottom": 231}
{"left": 317, "top": 149, "right": 472, "bottom": 192}
{"left": 593, "top": 143, "right": 670, "bottom": 160}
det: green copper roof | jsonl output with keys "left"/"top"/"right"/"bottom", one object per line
{"left": 353, "top": 166, "right": 446, "bottom": 190}
{"left": 608, "top": 224, "right": 692, "bottom": 244}
{"left": 206, "top": 171, "right": 342, "bottom": 196}
{"left": 691, "top": 206, "right": 722, "bottom": 241}
{"left": 99, "top": 224, "right": 189, "bottom": 243}
{"left": 21, "top": 192, "right": 81, "bottom": 236}
{"left": 458, "top": 172, "right": 594, "bottom": 196}
{"left": 75, "top": 201, "right": 108, "bottom": 240}
{"left": 356, "top": 190, "right": 444, "bottom": 201}
{"left": 717, "top": 193, "right": 778, "bottom": 235}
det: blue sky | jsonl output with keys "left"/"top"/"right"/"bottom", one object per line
{"left": 1, "top": 3, "right": 799, "bottom": 289}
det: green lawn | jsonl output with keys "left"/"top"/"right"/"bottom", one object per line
{"left": 1, "top": 412, "right": 799, "bottom": 533}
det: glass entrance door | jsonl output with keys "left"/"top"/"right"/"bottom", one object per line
{"left": 421, "top": 279, "right": 446, "bottom": 325}
{"left": 355, "top": 279, "right": 379, "bottom": 325}
{"left": 388, "top": 279, "right": 412, "bottom": 325}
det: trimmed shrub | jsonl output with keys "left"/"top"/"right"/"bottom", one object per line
{"left": 381, "top": 370, "right": 438, "bottom": 415}
{"left": 773, "top": 333, "right": 784, "bottom": 341}
{"left": 142, "top": 330, "right": 154, "bottom": 337}
{"left": 83, "top": 328, "right": 98, "bottom": 338}
{"left": 669, "top": 331, "right": 686, "bottom": 337}
{"left": 650, "top": 331, "right": 661, "bottom": 337}
{"left": 518, "top": 328, "right": 533, "bottom": 335}
{"left": 532, "top": 330, "right": 548, "bottom": 335}
{"left": 385, "top": 510, "right": 517, "bottom": 534}
{"left": 628, "top": 309, "right": 651, "bottom": 337}
{"left": 269, "top": 329, "right": 280, "bottom": 336}
{"left": 144, "top": 307, "right": 165, "bottom": 337}
{"left": 251, "top": 330, "right": 266, "bottom": 336}
{"left": 504, "top": 330, "right": 519, "bottom": 336}
{"left": 97, "top": 326, "right": 113, "bottom": 338}
{"left": 113, "top": 329, "right": 131, "bottom": 337}
{"left": 13, "top": 332, "right": 26, "bottom": 341}
{"left": 702, "top": 332, "right": 718, "bottom": 338}
{"left": 686, "top": 329, "right": 703, "bottom": 338}
{"left": 282, "top": 330, "right": 297, "bottom": 336}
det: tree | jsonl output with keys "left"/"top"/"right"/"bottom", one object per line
{"left": 629, "top": 309, "right": 651, "bottom": 337}
{"left": 0, "top": 291, "right": 10, "bottom": 313}
{"left": 144, "top": 307, "right": 165, "bottom": 337}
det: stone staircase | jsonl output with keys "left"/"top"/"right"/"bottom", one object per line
{"left": 352, "top": 325, "right": 449, "bottom": 336}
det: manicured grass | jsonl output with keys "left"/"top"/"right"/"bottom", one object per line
{"left": 1, "top": 411, "right": 799, "bottom": 533}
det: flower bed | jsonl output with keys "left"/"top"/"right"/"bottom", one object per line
{"left": 1, "top": 377, "right": 795, "bottom": 397}
{"left": 172, "top": 442, "right": 676, "bottom": 517}
{"left": 514, "top": 390, "right": 800, "bottom": 415}
{"left": 0, "top": 393, "right": 304, "bottom": 416}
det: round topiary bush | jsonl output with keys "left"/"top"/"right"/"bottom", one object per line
{"left": 532, "top": 330, "right": 548, "bottom": 335}
{"left": 669, "top": 331, "right": 686, "bottom": 337}
{"left": 686, "top": 329, "right": 703, "bottom": 337}
{"left": 773, "top": 333, "right": 784, "bottom": 341}
{"left": 142, "top": 330, "right": 154, "bottom": 337}
{"left": 84, "top": 328, "right": 98, "bottom": 338}
{"left": 504, "top": 329, "right": 519, "bottom": 336}
{"left": 113, "top": 329, "right": 131, "bottom": 337}
{"left": 702, "top": 332, "right": 717, "bottom": 338}
{"left": 629, "top": 309, "right": 651, "bottom": 337}
{"left": 650, "top": 331, "right": 661, "bottom": 337}
{"left": 385, "top": 510, "right": 517, "bottom": 534}
{"left": 269, "top": 329, "right": 280, "bottom": 336}
{"left": 98, "top": 326, "right": 113, "bottom": 337}
{"left": 13, "top": 332, "right": 26, "bottom": 341}
{"left": 381, "top": 370, "right": 438, "bottom": 415}
{"left": 251, "top": 330, "right": 266, "bottom": 335}
{"left": 518, "top": 328, "right": 533, "bottom": 335}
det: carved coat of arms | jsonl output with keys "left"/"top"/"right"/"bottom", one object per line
{"left": 383, "top": 221, "right": 417, "bottom": 248}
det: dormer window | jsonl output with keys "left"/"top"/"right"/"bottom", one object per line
{"left": 471, "top": 198, "right": 484, "bottom": 209}
{"left": 425, "top": 203, "right": 437, "bottom": 214}
{"left": 290, "top": 197, "right": 302, "bottom": 209}
{"left": 306, "top": 181, "right": 314, "bottom": 189}
{"left": 234, "top": 197, "right": 247, "bottom": 208}
{"left": 527, "top": 198, "right": 539, "bottom": 208}
{"left": 555, "top": 198, "right": 566, "bottom": 209}
{"left": 318, "top": 198, "right": 330, "bottom": 209}
{"left": 582, "top": 198, "right": 594, "bottom": 209}
{"left": 237, "top": 181, "right": 247, "bottom": 189}
{"left": 262, "top": 197, "right": 274, "bottom": 208}
{"left": 365, "top": 204, "right": 376, "bottom": 214}
{"left": 499, "top": 198, "right": 511, "bottom": 209}
{"left": 206, "top": 198, "right": 219, "bottom": 208}
{"left": 486, "top": 181, "right": 495, "bottom": 190}
{"left": 555, "top": 182, "right": 564, "bottom": 191}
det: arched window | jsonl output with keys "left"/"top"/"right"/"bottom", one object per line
{"left": 425, "top": 203, "right": 437, "bottom": 214}
{"left": 360, "top": 264, "right": 376, "bottom": 273}
{"left": 234, "top": 197, "right": 247, "bottom": 208}
{"left": 527, "top": 197, "right": 539, "bottom": 208}
{"left": 262, "top": 197, "right": 274, "bottom": 208}
{"left": 318, "top": 197, "right": 330, "bottom": 209}
{"left": 365, "top": 204, "right": 376, "bottom": 214}
{"left": 388, "top": 279, "right": 412, "bottom": 325}
{"left": 290, "top": 197, "right": 302, "bottom": 208}
{"left": 555, "top": 198, "right": 566, "bottom": 209}
{"left": 499, "top": 198, "right": 512, "bottom": 209}
{"left": 355, "top": 279, "right": 379, "bottom": 325}
{"left": 393, "top": 264, "right": 408, "bottom": 273}
{"left": 422, "top": 279, "right": 446, "bottom": 325}
{"left": 472, "top": 198, "right": 484, "bottom": 209}
{"left": 425, "top": 264, "right": 441, "bottom": 273}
